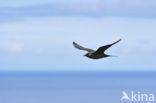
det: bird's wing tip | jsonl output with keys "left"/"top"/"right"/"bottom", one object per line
{"left": 117, "top": 38, "right": 122, "bottom": 42}
{"left": 73, "top": 41, "right": 76, "bottom": 44}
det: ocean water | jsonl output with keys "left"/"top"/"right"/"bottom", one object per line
{"left": 0, "top": 71, "right": 156, "bottom": 103}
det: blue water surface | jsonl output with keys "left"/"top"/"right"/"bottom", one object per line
{"left": 0, "top": 71, "right": 156, "bottom": 103}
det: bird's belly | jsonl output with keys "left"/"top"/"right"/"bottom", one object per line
{"left": 89, "top": 54, "right": 105, "bottom": 59}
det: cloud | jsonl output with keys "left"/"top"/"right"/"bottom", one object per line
{"left": 1, "top": 0, "right": 156, "bottom": 23}
{"left": 9, "top": 41, "right": 24, "bottom": 53}
{"left": 0, "top": 41, "right": 24, "bottom": 53}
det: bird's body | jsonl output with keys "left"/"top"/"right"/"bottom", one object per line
{"left": 73, "top": 39, "right": 121, "bottom": 59}
{"left": 85, "top": 52, "right": 108, "bottom": 59}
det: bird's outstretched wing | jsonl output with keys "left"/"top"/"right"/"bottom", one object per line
{"left": 73, "top": 42, "right": 95, "bottom": 53}
{"left": 94, "top": 39, "right": 121, "bottom": 54}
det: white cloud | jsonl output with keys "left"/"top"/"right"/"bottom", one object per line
{"left": 9, "top": 41, "right": 24, "bottom": 53}
{"left": 0, "top": 41, "right": 24, "bottom": 53}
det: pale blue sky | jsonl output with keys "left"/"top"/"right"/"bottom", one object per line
{"left": 0, "top": 0, "right": 156, "bottom": 71}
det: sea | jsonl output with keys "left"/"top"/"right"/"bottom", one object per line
{"left": 0, "top": 71, "right": 156, "bottom": 103}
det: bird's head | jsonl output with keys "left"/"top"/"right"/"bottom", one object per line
{"left": 84, "top": 53, "right": 89, "bottom": 57}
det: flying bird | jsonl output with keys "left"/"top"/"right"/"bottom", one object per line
{"left": 73, "top": 39, "right": 121, "bottom": 59}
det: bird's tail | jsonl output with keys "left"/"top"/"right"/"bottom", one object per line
{"left": 109, "top": 55, "right": 118, "bottom": 57}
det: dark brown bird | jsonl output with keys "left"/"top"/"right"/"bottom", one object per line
{"left": 73, "top": 39, "right": 121, "bottom": 59}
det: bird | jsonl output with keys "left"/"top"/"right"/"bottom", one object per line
{"left": 73, "top": 39, "right": 121, "bottom": 59}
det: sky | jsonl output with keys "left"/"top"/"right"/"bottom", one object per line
{"left": 0, "top": 0, "right": 156, "bottom": 71}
